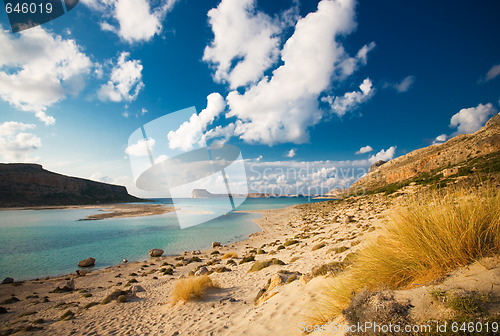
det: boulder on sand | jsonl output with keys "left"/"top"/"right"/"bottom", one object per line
{"left": 195, "top": 267, "right": 209, "bottom": 276}
{"left": 149, "top": 249, "right": 164, "bottom": 257}
{"left": 78, "top": 257, "right": 95, "bottom": 267}
{"left": 1, "top": 277, "right": 14, "bottom": 284}
{"left": 212, "top": 242, "right": 221, "bottom": 248}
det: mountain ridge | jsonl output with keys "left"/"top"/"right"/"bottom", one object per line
{"left": 0, "top": 163, "right": 144, "bottom": 207}
{"left": 350, "top": 113, "right": 500, "bottom": 193}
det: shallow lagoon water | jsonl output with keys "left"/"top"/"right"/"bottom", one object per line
{"left": 0, "top": 197, "right": 329, "bottom": 280}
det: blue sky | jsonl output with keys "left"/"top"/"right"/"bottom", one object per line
{"left": 0, "top": 0, "right": 499, "bottom": 197}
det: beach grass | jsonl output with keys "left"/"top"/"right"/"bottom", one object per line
{"left": 309, "top": 184, "right": 500, "bottom": 323}
{"left": 170, "top": 275, "right": 217, "bottom": 304}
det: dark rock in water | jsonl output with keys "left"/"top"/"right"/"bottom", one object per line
{"left": 212, "top": 242, "right": 221, "bottom": 248}
{"left": 149, "top": 249, "right": 164, "bottom": 257}
{"left": 1, "top": 277, "right": 14, "bottom": 284}
{"left": 123, "top": 259, "right": 128, "bottom": 263}
{"left": 0, "top": 306, "right": 7, "bottom": 314}
{"left": 368, "top": 160, "right": 387, "bottom": 173}
{"left": 78, "top": 257, "right": 96, "bottom": 267}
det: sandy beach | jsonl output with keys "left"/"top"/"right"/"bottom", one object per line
{"left": 1, "top": 192, "right": 499, "bottom": 336}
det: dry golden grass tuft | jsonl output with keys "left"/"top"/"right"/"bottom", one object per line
{"left": 169, "top": 275, "right": 218, "bottom": 304}
{"left": 221, "top": 252, "right": 238, "bottom": 259}
{"left": 309, "top": 184, "right": 500, "bottom": 324}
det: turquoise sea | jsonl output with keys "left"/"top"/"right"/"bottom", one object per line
{"left": 0, "top": 198, "right": 328, "bottom": 281}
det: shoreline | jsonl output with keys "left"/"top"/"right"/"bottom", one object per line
{"left": 1, "top": 205, "right": 282, "bottom": 283}
{"left": 0, "top": 196, "right": 389, "bottom": 335}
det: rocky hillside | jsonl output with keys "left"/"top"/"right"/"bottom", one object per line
{"left": 0, "top": 164, "right": 143, "bottom": 207}
{"left": 351, "top": 113, "right": 500, "bottom": 193}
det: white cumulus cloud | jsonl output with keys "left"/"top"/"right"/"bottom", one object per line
{"left": 432, "top": 134, "right": 447, "bottom": 145}
{"left": 203, "top": 0, "right": 283, "bottom": 89}
{"left": 355, "top": 145, "right": 373, "bottom": 155}
{"left": 322, "top": 78, "right": 374, "bottom": 117}
{"left": 225, "top": 0, "right": 371, "bottom": 145}
{"left": 368, "top": 146, "right": 396, "bottom": 164}
{"left": 0, "top": 25, "right": 93, "bottom": 125}
{"left": 167, "top": 93, "right": 226, "bottom": 151}
{"left": 125, "top": 137, "right": 155, "bottom": 157}
{"left": 0, "top": 121, "right": 41, "bottom": 162}
{"left": 98, "top": 52, "right": 144, "bottom": 102}
{"left": 449, "top": 103, "right": 497, "bottom": 135}
{"left": 286, "top": 149, "right": 297, "bottom": 158}
{"left": 81, "top": 0, "right": 179, "bottom": 43}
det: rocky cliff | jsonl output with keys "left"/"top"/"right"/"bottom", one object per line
{"left": 0, "top": 164, "right": 143, "bottom": 207}
{"left": 351, "top": 113, "right": 500, "bottom": 192}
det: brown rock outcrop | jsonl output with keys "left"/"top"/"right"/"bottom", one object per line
{"left": 351, "top": 113, "right": 500, "bottom": 192}
{"left": 0, "top": 164, "right": 143, "bottom": 207}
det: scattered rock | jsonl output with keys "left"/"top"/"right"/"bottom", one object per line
{"left": 368, "top": 160, "right": 386, "bottom": 173}
{"left": 149, "top": 249, "right": 164, "bottom": 257}
{"left": 129, "top": 285, "right": 145, "bottom": 294}
{"left": 267, "top": 274, "right": 284, "bottom": 293}
{"left": 75, "top": 270, "right": 88, "bottom": 276}
{"left": 66, "top": 279, "right": 75, "bottom": 291}
{"left": 1, "top": 296, "right": 20, "bottom": 304}
{"left": 195, "top": 267, "right": 209, "bottom": 276}
{"left": 300, "top": 273, "right": 313, "bottom": 285}
{"left": 78, "top": 257, "right": 95, "bottom": 267}
{"left": 123, "top": 259, "right": 128, "bottom": 263}
{"left": 101, "top": 290, "right": 129, "bottom": 304}
{"left": 0, "top": 306, "right": 8, "bottom": 314}
{"left": 192, "top": 250, "right": 201, "bottom": 255}
{"left": 342, "top": 216, "right": 353, "bottom": 224}
{"left": 59, "top": 310, "right": 74, "bottom": 321}
{"left": 212, "top": 242, "right": 221, "bottom": 248}
{"left": 1, "top": 277, "right": 14, "bottom": 284}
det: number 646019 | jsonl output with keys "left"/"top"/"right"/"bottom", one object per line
{"left": 5, "top": 2, "right": 53, "bottom": 14}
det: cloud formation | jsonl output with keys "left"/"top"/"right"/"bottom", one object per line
{"left": 387, "top": 75, "right": 415, "bottom": 93}
{"left": 223, "top": 0, "right": 374, "bottom": 145}
{"left": 322, "top": 78, "right": 374, "bottom": 117}
{"left": 98, "top": 52, "right": 144, "bottom": 102}
{"left": 0, "top": 26, "right": 92, "bottom": 125}
{"left": 481, "top": 64, "right": 500, "bottom": 82}
{"left": 432, "top": 134, "right": 447, "bottom": 145}
{"left": 203, "top": 0, "right": 282, "bottom": 89}
{"left": 355, "top": 145, "right": 373, "bottom": 154}
{"left": 286, "top": 149, "right": 297, "bottom": 158}
{"left": 449, "top": 103, "right": 497, "bottom": 135}
{"left": 246, "top": 158, "right": 370, "bottom": 195}
{"left": 125, "top": 137, "right": 155, "bottom": 157}
{"left": 167, "top": 93, "right": 226, "bottom": 151}
{"left": 368, "top": 146, "right": 396, "bottom": 164}
{"left": 82, "top": 0, "right": 178, "bottom": 43}
{"left": 0, "top": 121, "right": 41, "bottom": 162}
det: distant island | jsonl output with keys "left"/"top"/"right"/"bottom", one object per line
{"left": 0, "top": 163, "right": 144, "bottom": 207}
{"left": 191, "top": 189, "right": 277, "bottom": 199}
{"left": 191, "top": 188, "right": 326, "bottom": 199}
